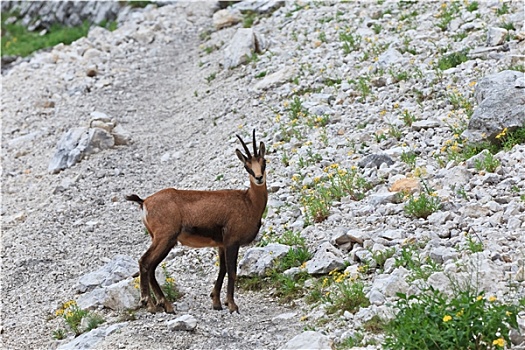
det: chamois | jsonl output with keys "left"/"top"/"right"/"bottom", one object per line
{"left": 126, "top": 129, "right": 267, "bottom": 314}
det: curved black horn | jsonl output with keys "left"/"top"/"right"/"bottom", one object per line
{"left": 236, "top": 134, "right": 252, "bottom": 158}
{"left": 252, "top": 129, "right": 257, "bottom": 157}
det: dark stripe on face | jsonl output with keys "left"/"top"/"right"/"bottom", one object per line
{"left": 245, "top": 166, "right": 255, "bottom": 177}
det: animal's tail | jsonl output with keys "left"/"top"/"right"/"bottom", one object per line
{"left": 126, "top": 194, "right": 144, "bottom": 208}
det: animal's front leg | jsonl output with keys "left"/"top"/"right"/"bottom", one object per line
{"left": 211, "top": 247, "right": 226, "bottom": 310}
{"left": 224, "top": 244, "right": 240, "bottom": 313}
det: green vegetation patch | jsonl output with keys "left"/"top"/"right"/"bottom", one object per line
{"left": 1, "top": 13, "right": 117, "bottom": 58}
{"left": 385, "top": 288, "right": 520, "bottom": 350}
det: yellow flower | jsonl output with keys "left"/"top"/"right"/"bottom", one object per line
{"left": 469, "top": 81, "right": 476, "bottom": 87}
{"left": 322, "top": 277, "right": 329, "bottom": 288}
{"left": 300, "top": 315, "right": 308, "bottom": 321}
{"left": 456, "top": 309, "right": 464, "bottom": 317}
{"left": 443, "top": 315, "right": 452, "bottom": 322}
{"left": 492, "top": 338, "right": 505, "bottom": 347}
{"left": 393, "top": 102, "right": 399, "bottom": 109}
{"left": 300, "top": 262, "right": 307, "bottom": 269}
{"left": 476, "top": 295, "right": 483, "bottom": 301}
{"left": 489, "top": 295, "right": 497, "bottom": 302}
{"left": 380, "top": 110, "right": 387, "bottom": 116}
{"left": 63, "top": 300, "right": 76, "bottom": 309}
{"left": 506, "top": 311, "right": 512, "bottom": 316}
{"left": 450, "top": 145, "right": 460, "bottom": 153}
{"left": 165, "top": 277, "right": 175, "bottom": 284}
{"left": 55, "top": 308, "right": 64, "bottom": 317}
{"left": 495, "top": 128, "right": 508, "bottom": 139}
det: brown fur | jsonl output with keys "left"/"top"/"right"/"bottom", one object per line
{"left": 126, "top": 130, "right": 267, "bottom": 314}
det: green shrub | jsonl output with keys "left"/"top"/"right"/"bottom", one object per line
{"left": 400, "top": 151, "right": 417, "bottom": 168}
{"left": 437, "top": 50, "right": 469, "bottom": 70}
{"left": 385, "top": 288, "right": 519, "bottom": 350}
{"left": 474, "top": 152, "right": 500, "bottom": 173}
{"left": 54, "top": 300, "right": 104, "bottom": 336}
{"left": 160, "top": 263, "right": 183, "bottom": 302}
{"left": 243, "top": 11, "right": 257, "bottom": 28}
{"left": 300, "top": 165, "right": 371, "bottom": 224}
{"left": 324, "top": 279, "right": 369, "bottom": 314}
{"left": 496, "top": 127, "right": 525, "bottom": 150}
{"left": 394, "top": 244, "right": 442, "bottom": 282}
{"left": 404, "top": 191, "right": 441, "bottom": 219}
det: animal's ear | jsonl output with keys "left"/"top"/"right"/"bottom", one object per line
{"left": 236, "top": 149, "right": 247, "bottom": 164}
{"left": 259, "top": 142, "right": 266, "bottom": 158}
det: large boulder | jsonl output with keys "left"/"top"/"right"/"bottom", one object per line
{"left": 305, "top": 242, "right": 346, "bottom": 275}
{"left": 238, "top": 243, "right": 290, "bottom": 276}
{"left": 231, "top": 0, "right": 285, "bottom": 14}
{"left": 213, "top": 8, "right": 242, "bottom": 29}
{"left": 76, "top": 255, "right": 137, "bottom": 293}
{"left": 48, "top": 113, "right": 131, "bottom": 173}
{"left": 57, "top": 323, "right": 127, "bottom": 350}
{"left": 463, "top": 70, "right": 525, "bottom": 143}
{"left": 223, "top": 28, "right": 265, "bottom": 69}
{"left": 281, "top": 331, "right": 333, "bottom": 350}
{"left": 166, "top": 314, "right": 197, "bottom": 331}
{"left": 48, "top": 127, "right": 113, "bottom": 173}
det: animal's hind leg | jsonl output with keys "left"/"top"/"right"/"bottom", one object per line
{"left": 138, "top": 248, "right": 157, "bottom": 311}
{"left": 147, "top": 235, "right": 178, "bottom": 314}
{"left": 210, "top": 247, "right": 226, "bottom": 310}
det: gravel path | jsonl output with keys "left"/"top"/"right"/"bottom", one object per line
{"left": 1, "top": 3, "right": 299, "bottom": 349}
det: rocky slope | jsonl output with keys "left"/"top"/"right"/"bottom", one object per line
{"left": 1, "top": 1, "right": 524, "bottom": 349}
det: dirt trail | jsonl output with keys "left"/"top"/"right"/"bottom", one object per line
{"left": 1, "top": 3, "right": 300, "bottom": 349}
